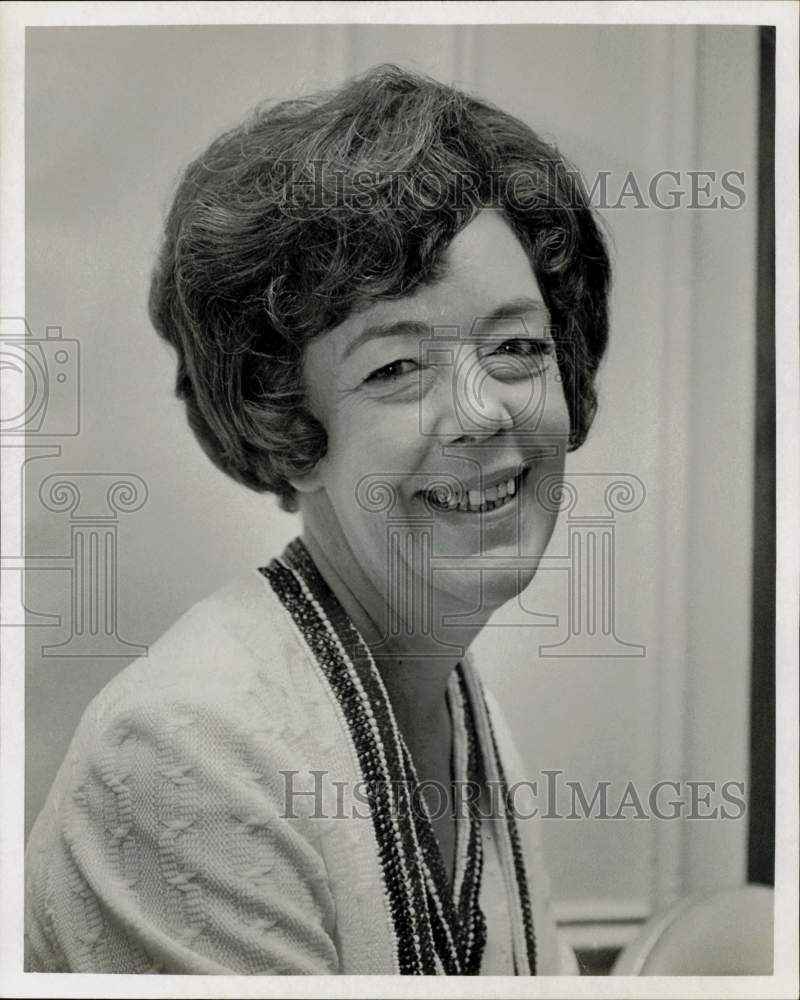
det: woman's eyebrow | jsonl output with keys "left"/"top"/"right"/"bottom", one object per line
{"left": 341, "top": 296, "right": 548, "bottom": 362}
{"left": 485, "top": 296, "right": 549, "bottom": 323}
{"left": 341, "top": 319, "right": 430, "bottom": 362}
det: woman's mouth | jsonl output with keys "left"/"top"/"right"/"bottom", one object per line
{"left": 423, "top": 469, "right": 529, "bottom": 515}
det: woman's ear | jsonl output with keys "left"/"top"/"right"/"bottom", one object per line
{"left": 285, "top": 410, "right": 327, "bottom": 495}
{"left": 287, "top": 464, "right": 324, "bottom": 495}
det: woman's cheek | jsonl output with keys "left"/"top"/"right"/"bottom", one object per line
{"left": 364, "top": 410, "right": 428, "bottom": 461}
{"left": 538, "top": 369, "right": 570, "bottom": 434}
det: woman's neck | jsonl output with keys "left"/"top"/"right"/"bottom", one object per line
{"left": 299, "top": 520, "right": 483, "bottom": 738}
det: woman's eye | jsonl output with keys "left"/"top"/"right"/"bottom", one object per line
{"left": 364, "top": 358, "right": 419, "bottom": 383}
{"left": 495, "top": 338, "right": 551, "bottom": 358}
{"left": 490, "top": 338, "right": 554, "bottom": 374}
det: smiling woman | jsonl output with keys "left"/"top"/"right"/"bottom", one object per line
{"left": 24, "top": 64, "right": 610, "bottom": 976}
{"left": 298, "top": 211, "right": 572, "bottom": 618}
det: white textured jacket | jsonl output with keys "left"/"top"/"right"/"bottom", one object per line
{"left": 25, "top": 543, "right": 577, "bottom": 976}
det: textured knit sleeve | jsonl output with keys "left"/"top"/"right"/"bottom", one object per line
{"left": 24, "top": 684, "right": 340, "bottom": 974}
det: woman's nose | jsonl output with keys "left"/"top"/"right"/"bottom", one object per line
{"left": 445, "top": 344, "right": 517, "bottom": 442}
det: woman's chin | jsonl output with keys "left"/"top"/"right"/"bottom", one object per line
{"left": 433, "top": 564, "right": 539, "bottom": 620}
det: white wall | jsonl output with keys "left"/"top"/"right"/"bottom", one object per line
{"left": 22, "top": 24, "right": 759, "bottom": 938}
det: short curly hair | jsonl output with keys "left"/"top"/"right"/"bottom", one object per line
{"left": 148, "top": 64, "right": 611, "bottom": 512}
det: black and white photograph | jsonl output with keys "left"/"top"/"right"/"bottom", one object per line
{"left": 1, "top": 2, "right": 797, "bottom": 996}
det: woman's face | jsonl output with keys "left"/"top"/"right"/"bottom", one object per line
{"left": 297, "top": 210, "right": 570, "bottom": 624}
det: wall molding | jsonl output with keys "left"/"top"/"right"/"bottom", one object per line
{"left": 646, "top": 24, "right": 699, "bottom": 909}
{"left": 555, "top": 897, "right": 651, "bottom": 950}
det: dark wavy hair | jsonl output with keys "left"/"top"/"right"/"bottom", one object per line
{"left": 149, "top": 64, "right": 611, "bottom": 512}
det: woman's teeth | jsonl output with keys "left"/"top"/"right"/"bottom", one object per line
{"left": 427, "top": 475, "right": 521, "bottom": 513}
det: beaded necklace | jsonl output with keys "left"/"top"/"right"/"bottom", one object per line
{"left": 260, "top": 537, "right": 536, "bottom": 975}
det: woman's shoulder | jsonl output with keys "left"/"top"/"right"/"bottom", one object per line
{"left": 24, "top": 569, "right": 346, "bottom": 974}
{"left": 78, "top": 569, "right": 324, "bottom": 743}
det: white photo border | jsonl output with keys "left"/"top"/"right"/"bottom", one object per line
{"left": 1, "top": 3, "right": 797, "bottom": 998}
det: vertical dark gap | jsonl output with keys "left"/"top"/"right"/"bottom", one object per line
{"left": 747, "top": 25, "right": 776, "bottom": 888}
